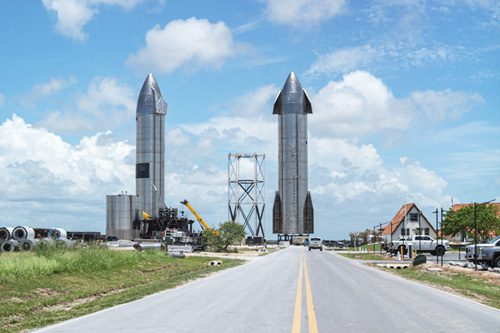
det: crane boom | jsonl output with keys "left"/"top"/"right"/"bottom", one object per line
{"left": 180, "top": 200, "right": 212, "bottom": 231}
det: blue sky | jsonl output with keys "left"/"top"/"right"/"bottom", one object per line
{"left": 0, "top": 0, "right": 498, "bottom": 239}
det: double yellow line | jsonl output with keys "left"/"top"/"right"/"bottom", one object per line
{"left": 292, "top": 254, "right": 318, "bottom": 333}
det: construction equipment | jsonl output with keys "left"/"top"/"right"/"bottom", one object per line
{"left": 180, "top": 200, "right": 219, "bottom": 236}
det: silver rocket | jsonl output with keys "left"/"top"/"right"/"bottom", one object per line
{"left": 273, "top": 72, "right": 314, "bottom": 235}
{"left": 136, "top": 73, "right": 167, "bottom": 217}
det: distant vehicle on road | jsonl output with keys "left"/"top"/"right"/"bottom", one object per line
{"left": 389, "top": 236, "right": 449, "bottom": 255}
{"left": 466, "top": 236, "right": 500, "bottom": 267}
{"left": 308, "top": 237, "right": 323, "bottom": 251}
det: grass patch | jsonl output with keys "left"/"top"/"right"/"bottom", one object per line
{"left": 387, "top": 266, "right": 500, "bottom": 309}
{"left": 0, "top": 245, "right": 242, "bottom": 332}
{"left": 339, "top": 253, "right": 389, "bottom": 261}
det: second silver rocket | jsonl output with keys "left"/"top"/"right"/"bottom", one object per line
{"left": 272, "top": 72, "right": 314, "bottom": 235}
{"left": 136, "top": 73, "right": 167, "bottom": 217}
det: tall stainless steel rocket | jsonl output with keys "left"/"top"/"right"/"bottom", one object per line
{"left": 272, "top": 72, "right": 314, "bottom": 235}
{"left": 136, "top": 73, "right": 167, "bottom": 217}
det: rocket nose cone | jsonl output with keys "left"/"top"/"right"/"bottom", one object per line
{"left": 140, "top": 73, "right": 160, "bottom": 96}
{"left": 282, "top": 71, "right": 303, "bottom": 93}
{"left": 137, "top": 73, "right": 167, "bottom": 115}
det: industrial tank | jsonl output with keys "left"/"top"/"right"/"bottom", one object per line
{"left": 106, "top": 194, "right": 140, "bottom": 240}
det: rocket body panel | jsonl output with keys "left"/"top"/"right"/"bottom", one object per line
{"left": 136, "top": 74, "right": 166, "bottom": 217}
{"left": 273, "top": 72, "right": 313, "bottom": 235}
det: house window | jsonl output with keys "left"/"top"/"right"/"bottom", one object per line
{"left": 406, "top": 228, "right": 410, "bottom": 236}
{"left": 409, "top": 213, "right": 419, "bottom": 221}
{"left": 401, "top": 228, "right": 405, "bottom": 236}
{"left": 424, "top": 228, "right": 430, "bottom": 235}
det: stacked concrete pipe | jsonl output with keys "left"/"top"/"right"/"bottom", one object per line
{"left": 0, "top": 227, "right": 14, "bottom": 243}
{"left": 48, "top": 228, "right": 75, "bottom": 249}
{"left": 12, "top": 226, "right": 35, "bottom": 242}
{"left": 48, "top": 228, "right": 68, "bottom": 240}
{"left": 19, "top": 239, "right": 40, "bottom": 251}
{"left": 1, "top": 240, "right": 20, "bottom": 252}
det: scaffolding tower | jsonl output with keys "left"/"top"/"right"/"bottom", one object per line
{"left": 228, "top": 153, "right": 265, "bottom": 239}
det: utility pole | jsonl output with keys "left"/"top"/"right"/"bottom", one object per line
{"left": 440, "top": 208, "right": 444, "bottom": 266}
{"left": 373, "top": 225, "right": 376, "bottom": 253}
{"left": 379, "top": 222, "right": 383, "bottom": 254}
{"left": 418, "top": 210, "right": 422, "bottom": 252}
{"left": 433, "top": 208, "right": 438, "bottom": 264}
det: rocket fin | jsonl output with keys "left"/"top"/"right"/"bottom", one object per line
{"left": 303, "top": 191, "right": 314, "bottom": 234}
{"left": 303, "top": 91, "right": 312, "bottom": 114}
{"left": 272, "top": 91, "right": 282, "bottom": 115}
{"left": 272, "top": 192, "right": 283, "bottom": 233}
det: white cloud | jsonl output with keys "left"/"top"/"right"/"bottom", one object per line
{"left": 306, "top": 45, "right": 377, "bottom": 76}
{"left": 38, "top": 77, "right": 135, "bottom": 134}
{"left": 127, "top": 18, "right": 240, "bottom": 74}
{"left": 261, "top": 0, "right": 346, "bottom": 26}
{"left": 308, "top": 137, "right": 449, "bottom": 207}
{"left": 464, "top": 0, "right": 500, "bottom": 28}
{"left": 405, "top": 90, "right": 483, "bottom": 124}
{"left": 42, "top": 0, "right": 146, "bottom": 41}
{"left": 306, "top": 42, "right": 467, "bottom": 76}
{"left": 0, "top": 114, "right": 134, "bottom": 230}
{"left": 310, "top": 71, "right": 482, "bottom": 138}
{"left": 311, "top": 71, "right": 408, "bottom": 137}
{"left": 230, "top": 84, "right": 278, "bottom": 116}
{"left": 21, "top": 77, "right": 76, "bottom": 108}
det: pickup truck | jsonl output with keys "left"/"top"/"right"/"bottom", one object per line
{"left": 465, "top": 236, "right": 500, "bottom": 267}
{"left": 389, "top": 236, "right": 449, "bottom": 255}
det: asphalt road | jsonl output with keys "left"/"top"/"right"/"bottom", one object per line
{"left": 35, "top": 247, "right": 500, "bottom": 333}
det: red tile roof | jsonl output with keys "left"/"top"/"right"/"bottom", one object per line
{"left": 451, "top": 202, "right": 500, "bottom": 217}
{"left": 381, "top": 203, "right": 415, "bottom": 235}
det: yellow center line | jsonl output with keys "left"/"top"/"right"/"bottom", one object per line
{"left": 292, "top": 255, "right": 303, "bottom": 333}
{"left": 303, "top": 256, "right": 319, "bottom": 333}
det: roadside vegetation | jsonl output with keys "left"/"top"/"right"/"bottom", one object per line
{"left": 389, "top": 265, "right": 500, "bottom": 309}
{"left": 202, "top": 221, "right": 246, "bottom": 252}
{"left": 0, "top": 244, "right": 242, "bottom": 332}
{"left": 442, "top": 204, "right": 500, "bottom": 242}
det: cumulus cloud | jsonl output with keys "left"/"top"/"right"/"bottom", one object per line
{"left": 42, "top": 0, "right": 146, "bottom": 41}
{"left": 0, "top": 114, "right": 134, "bottom": 230}
{"left": 230, "top": 84, "right": 278, "bottom": 116}
{"left": 261, "top": 0, "right": 346, "bottom": 26}
{"left": 38, "top": 77, "right": 135, "bottom": 134}
{"left": 310, "top": 71, "right": 482, "bottom": 138}
{"left": 20, "top": 77, "right": 76, "bottom": 108}
{"left": 127, "top": 18, "right": 241, "bottom": 74}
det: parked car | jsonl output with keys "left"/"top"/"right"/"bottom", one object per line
{"left": 389, "top": 235, "right": 449, "bottom": 255}
{"left": 308, "top": 237, "right": 323, "bottom": 251}
{"left": 465, "top": 236, "right": 500, "bottom": 267}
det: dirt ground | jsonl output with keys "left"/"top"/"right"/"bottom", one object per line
{"left": 420, "top": 262, "right": 500, "bottom": 286}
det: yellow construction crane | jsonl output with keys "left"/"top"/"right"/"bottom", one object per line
{"left": 180, "top": 200, "right": 219, "bottom": 235}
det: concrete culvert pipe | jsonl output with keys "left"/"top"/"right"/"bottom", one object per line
{"left": 20, "top": 239, "right": 39, "bottom": 251}
{"left": 1, "top": 240, "right": 20, "bottom": 252}
{"left": 55, "top": 239, "right": 75, "bottom": 249}
{"left": 0, "top": 227, "right": 14, "bottom": 241}
{"left": 48, "top": 228, "right": 67, "bottom": 240}
{"left": 12, "top": 226, "right": 35, "bottom": 241}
